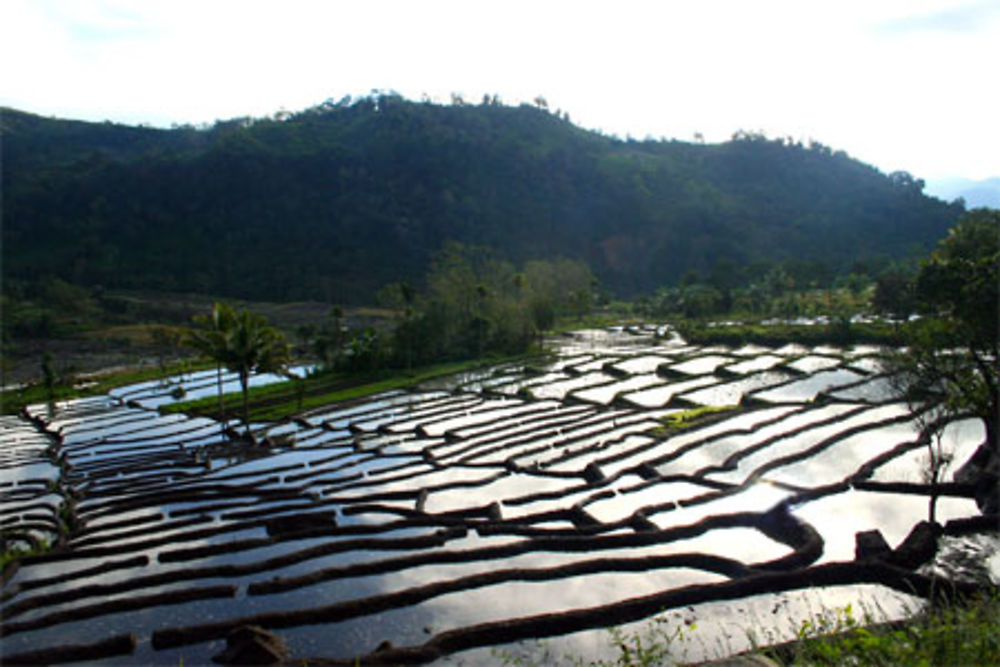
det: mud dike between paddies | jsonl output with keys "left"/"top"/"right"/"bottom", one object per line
{"left": 2, "top": 326, "right": 996, "bottom": 665}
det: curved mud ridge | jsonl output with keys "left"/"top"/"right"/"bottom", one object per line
{"left": 2, "top": 329, "right": 995, "bottom": 664}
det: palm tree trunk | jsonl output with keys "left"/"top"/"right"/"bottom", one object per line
{"left": 240, "top": 369, "right": 250, "bottom": 439}
{"left": 216, "top": 363, "right": 224, "bottom": 437}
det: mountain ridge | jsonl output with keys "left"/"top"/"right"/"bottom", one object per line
{"left": 1, "top": 96, "right": 964, "bottom": 302}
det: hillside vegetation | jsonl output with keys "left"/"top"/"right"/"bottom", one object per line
{"left": 2, "top": 95, "right": 963, "bottom": 303}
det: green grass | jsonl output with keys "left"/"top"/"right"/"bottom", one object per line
{"left": 677, "top": 319, "right": 905, "bottom": 348}
{"left": 0, "top": 537, "right": 55, "bottom": 570}
{"left": 546, "top": 307, "right": 643, "bottom": 335}
{"left": 163, "top": 353, "right": 545, "bottom": 422}
{"left": 654, "top": 404, "right": 739, "bottom": 433}
{"left": 0, "top": 359, "right": 215, "bottom": 415}
{"left": 497, "top": 595, "right": 1000, "bottom": 666}
{"left": 766, "top": 594, "right": 1000, "bottom": 666}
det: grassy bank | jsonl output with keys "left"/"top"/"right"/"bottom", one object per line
{"left": 0, "top": 359, "right": 214, "bottom": 415}
{"left": 162, "top": 353, "right": 546, "bottom": 422}
{"left": 496, "top": 593, "right": 999, "bottom": 666}
{"left": 676, "top": 319, "right": 906, "bottom": 348}
{"left": 762, "top": 593, "right": 999, "bottom": 666}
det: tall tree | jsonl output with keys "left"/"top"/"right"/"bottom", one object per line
{"left": 896, "top": 209, "right": 999, "bottom": 455}
{"left": 186, "top": 303, "right": 238, "bottom": 433}
{"left": 186, "top": 304, "right": 291, "bottom": 437}
{"left": 226, "top": 309, "right": 292, "bottom": 436}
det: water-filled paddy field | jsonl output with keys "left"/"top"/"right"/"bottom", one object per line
{"left": 2, "top": 326, "right": 996, "bottom": 664}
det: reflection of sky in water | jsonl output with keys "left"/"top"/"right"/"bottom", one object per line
{"left": 298, "top": 390, "right": 407, "bottom": 425}
{"left": 424, "top": 472, "right": 578, "bottom": 515}
{"left": 647, "top": 483, "right": 792, "bottom": 529}
{"left": 363, "top": 395, "right": 485, "bottom": 433}
{"left": 627, "top": 406, "right": 802, "bottom": 475}
{"left": 621, "top": 375, "right": 717, "bottom": 408}
{"left": 55, "top": 409, "right": 151, "bottom": 434}
{"left": 706, "top": 404, "right": 910, "bottom": 486}
{"left": 0, "top": 462, "right": 59, "bottom": 485}
{"left": 517, "top": 372, "right": 612, "bottom": 400}
{"left": 655, "top": 404, "right": 854, "bottom": 478}
{"left": 415, "top": 569, "right": 725, "bottom": 631}
{"left": 785, "top": 355, "right": 842, "bottom": 374}
{"left": 868, "top": 418, "right": 986, "bottom": 484}
{"left": 415, "top": 399, "right": 534, "bottom": 437}
{"left": 772, "top": 343, "right": 810, "bottom": 356}
{"left": 489, "top": 372, "right": 570, "bottom": 396}
{"left": 751, "top": 368, "right": 864, "bottom": 403}
{"left": 765, "top": 419, "right": 923, "bottom": 486}
{"left": 847, "top": 356, "right": 885, "bottom": 374}
{"left": 571, "top": 374, "right": 666, "bottom": 405}
{"left": 679, "top": 372, "right": 792, "bottom": 406}
{"left": 728, "top": 344, "right": 774, "bottom": 357}
{"left": 667, "top": 355, "right": 734, "bottom": 376}
{"left": 5, "top": 337, "right": 995, "bottom": 664}
{"left": 794, "top": 489, "right": 979, "bottom": 563}
{"left": 467, "top": 583, "right": 923, "bottom": 666}
{"left": 722, "top": 354, "right": 785, "bottom": 375}
{"left": 612, "top": 354, "right": 673, "bottom": 374}
{"left": 830, "top": 374, "right": 902, "bottom": 403}
{"left": 569, "top": 356, "right": 621, "bottom": 373}
{"left": 582, "top": 478, "right": 719, "bottom": 523}
{"left": 61, "top": 411, "right": 177, "bottom": 444}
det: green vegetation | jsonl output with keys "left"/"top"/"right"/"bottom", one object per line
{"left": 0, "top": 540, "right": 53, "bottom": 570}
{"left": 377, "top": 244, "right": 595, "bottom": 368}
{"left": 185, "top": 303, "right": 291, "bottom": 435}
{"left": 497, "top": 595, "right": 1000, "bottom": 666}
{"left": 676, "top": 319, "right": 904, "bottom": 348}
{"left": 892, "top": 209, "right": 999, "bottom": 455}
{"left": 162, "top": 356, "right": 538, "bottom": 422}
{"left": 0, "top": 359, "right": 213, "bottom": 415}
{"left": 3, "top": 96, "right": 962, "bottom": 304}
{"left": 655, "top": 405, "right": 739, "bottom": 432}
{"left": 767, "top": 595, "right": 1000, "bottom": 666}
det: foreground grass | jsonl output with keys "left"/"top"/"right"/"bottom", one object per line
{"left": 497, "top": 594, "right": 1000, "bottom": 666}
{"left": 765, "top": 593, "right": 1000, "bottom": 666}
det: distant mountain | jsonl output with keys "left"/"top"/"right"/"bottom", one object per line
{"left": 925, "top": 177, "right": 1000, "bottom": 209}
{"left": 1, "top": 96, "right": 964, "bottom": 302}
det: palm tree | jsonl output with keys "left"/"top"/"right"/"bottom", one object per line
{"left": 186, "top": 303, "right": 238, "bottom": 434}
{"left": 187, "top": 304, "right": 291, "bottom": 438}
{"left": 227, "top": 309, "right": 291, "bottom": 436}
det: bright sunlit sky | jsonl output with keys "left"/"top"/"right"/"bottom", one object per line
{"left": 2, "top": 0, "right": 999, "bottom": 181}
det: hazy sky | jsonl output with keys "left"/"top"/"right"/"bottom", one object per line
{"left": 3, "top": 0, "right": 998, "bottom": 181}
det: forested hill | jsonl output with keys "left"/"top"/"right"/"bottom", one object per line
{"left": 2, "top": 96, "right": 963, "bottom": 303}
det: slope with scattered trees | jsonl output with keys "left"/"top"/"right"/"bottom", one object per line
{"left": 2, "top": 95, "right": 964, "bottom": 304}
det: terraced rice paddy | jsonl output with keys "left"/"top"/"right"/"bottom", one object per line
{"left": 1, "top": 326, "right": 993, "bottom": 664}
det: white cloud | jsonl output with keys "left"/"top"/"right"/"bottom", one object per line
{"left": 1, "top": 0, "right": 997, "bottom": 179}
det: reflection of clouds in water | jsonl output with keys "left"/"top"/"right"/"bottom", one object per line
{"left": 869, "top": 417, "right": 986, "bottom": 484}
{"left": 582, "top": 478, "right": 708, "bottom": 523}
{"left": 460, "top": 583, "right": 925, "bottom": 665}
{"left": 0, "top": 463, "right": 60, "bottom": 485}
{"left": 413, "top": 570, "right": 727, "bottom": 637}
{"left": 752, "top": 368, "right": 865, "bottom": 403}
{"left": 766, "top": 419, "right": 922, "bottom": 485}
{"left": 707, "top": 404, "right": 912, "bottom": 486}
{"left": 680, "top": 372, "right": 793, "bottom": 407}
{"left": 5, "top": 338, "right": 994, "bottom": 664}
{"left": 654, "top": 527, "right": 790, "bottom": 563}
{"left": 785, "top": 355, "right": 842, "bottom": 374}
{"left": 794, "top": 490, "right": 979, "bottom": 564}
{"left": 648, "top": 483, "right": 792, "bottom": 529}
{"left": 572, "top": 374, "right": 666, "bottom": 405}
